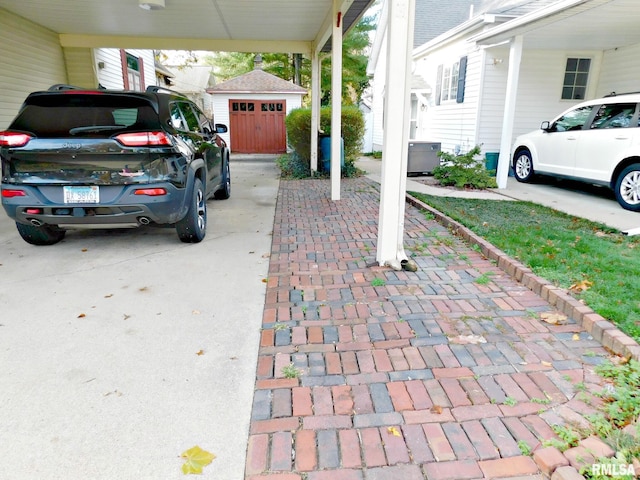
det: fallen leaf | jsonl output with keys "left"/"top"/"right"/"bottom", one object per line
{"left": 196, "top": 350, "right": 205, "bottom": 356}
{"left": 572, "top": 333, "right": 580, "bottom": 341}
{"left": 139, "top": 287, "right": 148, "bottom": 292}
{"left": 123, "top": 314, "right": 131, "bottom": 320}
{"left": 81, "top": 248, "right": 88, "bottom": 252}
{"left": 542, "top": 361, "right": 553, "bottom": 367}
{"left": 104, "top": 293, "right": 113, "bottom": 298}
{"left": 430, "top": 405, "right": 443, "bottom": 414}
{"left": 262, "top": 278, "right": 268, "bottom": 283}
{"left": 540, "top": 312, "right": 567, "bottom": 325}
{"left": 77, "top": 313, "right": 86, "bottom": 318}
{"left": 181, "top": 446, "right": 215, "bottom": 475}
{"left": 262, "top": 253, "right": 271, "bottom": 258}
{"left": 192, "top": 310, "right": 201, "bottom": 315}
{"left": 569, "top": 280, "right": 593, "bottom": 293}
{"left": 387, "top": 426, "right": 401, "bottom": 437}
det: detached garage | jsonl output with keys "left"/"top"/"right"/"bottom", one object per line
{"left": 208, "top": 56, "right": 307, "bottom": 154}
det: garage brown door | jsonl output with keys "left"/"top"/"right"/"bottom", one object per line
{"left": 229, "top": 100, "right": 287, "bottom": 154}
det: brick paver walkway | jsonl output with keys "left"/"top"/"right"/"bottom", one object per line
{"left": 244, "top": 177, "right": 637, "bottom": 480}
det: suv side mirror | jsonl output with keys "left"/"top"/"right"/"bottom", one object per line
{"left": 215, "top": 124, "right": 228, "bottom": 134}
{"left": 541, "top": 121, "right": 551, "bottom": 132}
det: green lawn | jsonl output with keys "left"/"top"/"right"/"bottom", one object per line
{"left": 408, "top": 192, "right": 640, "bottom": 342}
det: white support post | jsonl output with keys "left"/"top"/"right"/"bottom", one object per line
{"left": 376, "top": 0, "right": 415, "bottom": 269}
{"left": 330, "top": 0, "right": 343, "bottom": 201}
{"left": 497, "top": 35, "right": 523, "bottom": 188}
{"left": 311, "top": 49, "right": 320, "bottom": 174}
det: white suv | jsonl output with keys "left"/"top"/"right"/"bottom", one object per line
{"left": 511, "top": 93, "right": 640, "bottom": 211}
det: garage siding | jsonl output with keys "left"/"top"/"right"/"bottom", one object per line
{"left": 0, "top": 7, "right": 67, "bottom": 128}
{"left": 212, "top": 92, "right": 303, "bottom": 152}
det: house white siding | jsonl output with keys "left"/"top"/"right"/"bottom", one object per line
{"left": 0, "top": 8, "right": 67, "bottom": 128}
{"left": 63, "top": 48, "right": 98, "bottom": 88}
{"left": 475, "top": 48, "right": 606, "bottom": 155}
{"left": 597, "top": 43, "right": 640, "bottom": 97}
{"left": 211, "top": 93, "right": 303, "bottom": 150}
{"left": 95, "top": 49, "right": 156, "bottom": 91}
{"left": 415, "top": 40, "right": 481, "bottom": 154}
{"left": 370, "top": 30, "right": 388, "bottom": 151}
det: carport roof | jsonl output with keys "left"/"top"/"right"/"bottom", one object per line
{"left": 470, "top": 0, "right": 640, "bottom": 50}
{"left": 0, "top": 0, "right": 375, "bottom": 54}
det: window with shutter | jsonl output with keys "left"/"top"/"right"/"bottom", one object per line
{"left": 436, "top": 57, "right": 465, "bottom": 105}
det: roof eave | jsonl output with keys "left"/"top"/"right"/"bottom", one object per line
{"left": 469, "top": 0, "right": 589, "bottom": 46}
{"left": 206, "top": 89, "right": 307, "bottom": 95}
{"left": 412, "top": 13, "right": 516, "bottom": 57}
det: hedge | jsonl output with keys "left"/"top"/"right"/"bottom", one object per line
{"left": 285, "top": 106, "right": 365, "bottom": 167}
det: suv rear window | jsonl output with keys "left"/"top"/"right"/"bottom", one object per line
{"left": 10, "top": 93, "right": 161, "bottom": 138}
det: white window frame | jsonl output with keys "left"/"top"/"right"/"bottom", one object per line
{"left": 440, "top": 61, "right": 459, "bottom": 103}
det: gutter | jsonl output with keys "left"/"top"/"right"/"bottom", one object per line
{"left": 469, "top": 0, "right": 600, "bottom": 45}
{"left": 412, "top": 13, "right": 516, "bottom": 57}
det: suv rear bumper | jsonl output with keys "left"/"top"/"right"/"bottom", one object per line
{"left": 1, "top": 182, "right": 190, "bottom": 228}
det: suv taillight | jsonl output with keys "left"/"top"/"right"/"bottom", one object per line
{"left": 0, "top": 132, "right": 33, "bottom": 147}
{"left": 114, "top": 132, "right": 171, "bottom": 147}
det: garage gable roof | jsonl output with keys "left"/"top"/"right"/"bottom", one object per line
{"left": 208, "top": 68, "right": 307, "bottom": 95}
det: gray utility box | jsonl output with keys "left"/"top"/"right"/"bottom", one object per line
{"left": 407, "top": 141, "right": 441, "bottom": 175}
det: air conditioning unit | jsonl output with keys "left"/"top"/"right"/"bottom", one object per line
{"left": 407, "top": 141, "right": 441, "bottom": 175}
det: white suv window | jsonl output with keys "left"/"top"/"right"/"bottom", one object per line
{"left": 551, "top": 106, "right": 593, "bottom": 132}
{"left": 590, "top": 103, "right": 637, "bottom": 129}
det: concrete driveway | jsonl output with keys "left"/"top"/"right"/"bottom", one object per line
{"left": 358, "top": 157, "right": 640, "bottom": 233}
{"left": 0, "top": 155, "right": 279, "bottom": 479}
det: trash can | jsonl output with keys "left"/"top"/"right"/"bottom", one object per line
{"left": 319, "top": 135, "right": 345, "bottom": 172}
{"left": 485, "top": 152, "right": 499, "bottom": 176}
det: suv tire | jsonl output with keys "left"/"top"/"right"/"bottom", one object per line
{"left": 614, "top": 163, "right": 640, "bottom": 211}
{"left": 16, "top": 222, "right": 66, "bottom": 246}
{"left": 214, "top": 158, "right": 231, "bottom": 200}
{"left": 176, "top": 177, "right": 207, "bottom": 243}
{"left": 513, "top": 149, "right": 535, "bottom": 182}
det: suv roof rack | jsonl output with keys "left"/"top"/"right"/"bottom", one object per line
{"left": 604, "top": 91, "right": 640, "bottom": 97}
{"left": 48, "top": 84, "right": 85, "bottom": 91}
{"left": 145, "top": 85, "right": 188, "bottom": 97}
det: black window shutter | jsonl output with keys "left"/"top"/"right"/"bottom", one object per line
{"left": 435, "top": 64, "right": 443, "bottom": 106}
{"left": 456, "top": 56, "right": 467, "bottom": 103}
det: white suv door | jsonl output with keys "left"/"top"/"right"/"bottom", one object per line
{"left": 573, "top": 102, "right": 638, "bottom": 183}
{"left": 536, "top": 105, "right": 594, "bottom": 176}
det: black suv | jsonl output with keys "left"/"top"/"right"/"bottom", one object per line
{"left": 0, "top": 84, "right": 230, "bottom": 245}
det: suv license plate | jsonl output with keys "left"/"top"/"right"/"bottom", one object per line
{"left": 63, "top": 186, "right": 99, "bottom": 204}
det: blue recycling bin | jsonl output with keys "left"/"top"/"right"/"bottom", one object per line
{"left": 319, "top": 135, "right": 345, "bottom": 172}
{"left": 485, "top": 152, "right": 499, "bottom": 176}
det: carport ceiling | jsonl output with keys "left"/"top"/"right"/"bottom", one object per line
{"left": 0, "top": 0, "right": 374, "bottom": 54}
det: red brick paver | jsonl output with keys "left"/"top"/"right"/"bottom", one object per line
{"left": 243, "top": 177, "right": 637, "bottom": 479}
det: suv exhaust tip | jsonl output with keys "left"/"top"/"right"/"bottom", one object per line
{"left": 29, "top": 218, "right": 44, "bottom": 227}
{"left": 138, "top": 216, "right": 151, "bottom": 225}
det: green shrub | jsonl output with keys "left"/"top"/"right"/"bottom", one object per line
{"left": 276, "top": 153, "right": 310, "bottom": 179}
{"left": 285, "top": 106, "right": 365, "bottom": 176}
{"left": 432, "top": 145, "right": 498, "bottom": 189}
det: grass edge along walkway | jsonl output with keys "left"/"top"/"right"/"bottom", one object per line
{"left": 407, "top": 192, "right": 640, "bottom": 355}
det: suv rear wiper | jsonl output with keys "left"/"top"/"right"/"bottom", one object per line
{"left": 69, "top": 125, "right": 124, "bottom": 135}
